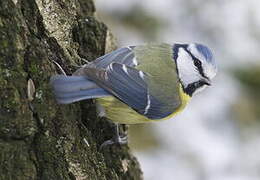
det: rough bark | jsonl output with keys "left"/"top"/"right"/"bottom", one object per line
{"left": 0, "top": 0, "right": 143, "bottom": 179}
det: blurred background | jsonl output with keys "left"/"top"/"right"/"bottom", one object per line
{"left": 95, "top": 0, "right": 260, "bottom": 179}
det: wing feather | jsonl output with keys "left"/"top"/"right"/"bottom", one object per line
{"left": 89, "top": 47, "right": 136, "bottom": 68}
{"left": 82, "top": 63, "right": 175, "bottom": 119}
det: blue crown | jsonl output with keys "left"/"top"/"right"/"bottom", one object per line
{"left": 195, "top": 44, "right": 213, "bottom": 62}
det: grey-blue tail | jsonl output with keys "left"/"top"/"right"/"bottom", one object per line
{"left": 50, "top": 75, "right": 110, "bottom": 104}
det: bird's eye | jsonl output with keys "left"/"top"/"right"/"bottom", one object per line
{"left": 194, "top": 59, "right": 202, "bottom": 67}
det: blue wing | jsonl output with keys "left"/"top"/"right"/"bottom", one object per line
{"left": 73, "top": 47, "right": 137, "bottom": 76}
{"left": 82, "top": 63, "right": 176, "bottom": 120}
{"left": 89, "top": 46, "right": 137, "bottom": 68}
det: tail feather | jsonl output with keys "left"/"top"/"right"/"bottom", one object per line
{"left": 50, "top": 75, "right": 110, "bottom": 104}
{"left": 50, "top": 75, "right": 98, "bottom": 93}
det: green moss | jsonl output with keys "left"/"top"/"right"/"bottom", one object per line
{"left": 0, "top": 140, "right": 37, "bottom": 180}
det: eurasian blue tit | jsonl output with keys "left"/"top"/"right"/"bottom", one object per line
{"left": 50, "top": 43, "right": 217, "bottom": 124}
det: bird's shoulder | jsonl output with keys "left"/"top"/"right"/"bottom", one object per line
{"left": 86, "top": 43, "right": 173, "bottom": 68}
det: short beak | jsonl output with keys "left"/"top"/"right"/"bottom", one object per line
{"left": 203, "top": 78, "right": 211, "bottom": 86}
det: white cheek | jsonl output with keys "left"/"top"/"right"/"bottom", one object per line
{"left": 177, "top": 48, "right": 200, "bottom": 87}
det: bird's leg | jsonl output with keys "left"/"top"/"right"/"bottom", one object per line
{"left": 114, "top": 124, "right": 128, "bottom": 143}
{"left": 100, "top": 124, "right": 128, "bottom": 150}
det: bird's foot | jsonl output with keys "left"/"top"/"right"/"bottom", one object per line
{"left": 99, "top": 124, "right": 128, "bottom": 150}
{"left": 100, "top": 134, "right": 128, "bottom": 150}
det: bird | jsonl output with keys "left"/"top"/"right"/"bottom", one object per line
{"left": 50, "top": 43, "right": 217, "bottom": 147}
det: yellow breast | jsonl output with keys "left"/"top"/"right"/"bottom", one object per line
{"left": 160, "top": 84, "right": 190, "bottom": 121}
{"left": 96, "top": 84, "right": 191, "bottom": 124}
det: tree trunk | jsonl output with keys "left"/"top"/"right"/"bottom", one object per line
{"left": 0, "top": 0, "right": 143, "bottom": 179}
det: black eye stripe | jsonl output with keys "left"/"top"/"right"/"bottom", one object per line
{"left": 173, "top": 44, "right": 210, "bottom": 81}
{"left": 184, "top": 48, "right": 208, "bottom": 79}
{"left": 194, "top": 58, "right": 201, "bottom": 67}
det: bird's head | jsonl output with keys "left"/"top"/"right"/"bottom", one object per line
{"left": 173, "top": 43, "right": 217, "bottom": 96}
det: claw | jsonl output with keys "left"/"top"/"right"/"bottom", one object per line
{"left": 52, "top": 60, "right": 67, "bottom": 76}
{"left": 100, "top": 139, "right": 115, "bottom": 150}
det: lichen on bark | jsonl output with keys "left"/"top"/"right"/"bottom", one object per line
{"left": 0, "top": 0, "right": 143, "bottom": 179}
